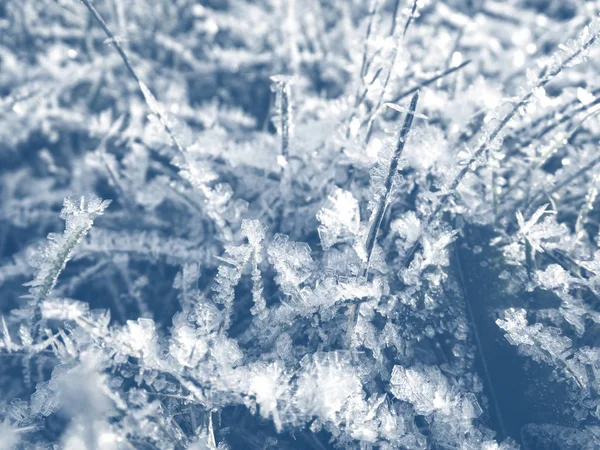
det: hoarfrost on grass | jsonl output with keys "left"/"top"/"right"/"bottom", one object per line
{"left": 2, "top": 1, "right": 600, "bottom": 449}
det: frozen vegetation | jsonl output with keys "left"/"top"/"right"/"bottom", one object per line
{"left": 1, "top": 0, "right": 600, "bottom": 448}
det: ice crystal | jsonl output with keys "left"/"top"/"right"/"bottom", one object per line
{"left": 316, "top": 188, "right": 361, "bottom": 250}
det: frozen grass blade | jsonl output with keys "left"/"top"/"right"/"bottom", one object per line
{"left": 208, "top": 411, "right": 217, "bottom": 450}
{"left": 402, "top": 0, "right": 419, "bottom": 38}
{"left": 344, "top": 0, "right": 385, "bottom": 139}
{"left": 279, "top": 80, "right": 291, "bottom": 163}
{"left": 79, "top": 0, "right": 137, "bottom": 85}
{"left": 80, "top": 0, "right": 186, "bottom": 156}
{"left": 348, "top": 92, "right": 419, "bottom": 345}
{"left": 363, "top": 91, "right": 419, "bottom": 276}
{"left": 574, "top": 173, "right": 600, "bottom": 244}
{"left": 24, "top": 196, "right": 110, "bottom": 333}
{"left": 512, "top": 94, "right": 600, "bottom": 153}
{"left": 390, "top": 59, "right": 471, "bottom": 104}
{"left": 363, "top": 0, "right": 405, "bottom": 144}
{"left": 270, "top": 75, "right": 294, "bottom": 169}
{"left": 359, "top": 0, "right": 382, "bottom": 79}
{"left": 390, "top": 0, "right": 402, "bottom": 37}
{"left": 526, "top": 154, "right": 600, "bottom": 215}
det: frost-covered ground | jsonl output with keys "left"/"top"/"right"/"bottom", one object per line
{"left": 1, "top": 0, "right": 600, "bottom": 449}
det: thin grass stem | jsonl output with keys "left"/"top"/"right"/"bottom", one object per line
{"left": 402, "top": 0, "right": 419, "bottom": 37}
{"left": 363, "top": 91, "right": 419, "bottom": 275}
{"left": 80, "top": 0, "right": 187, "bottom": 156}
{"left": 389, "top": 59, "right": 471, "bottom": 104}
{"left": 347, "top": 92, "right": 419, "bottom": 345}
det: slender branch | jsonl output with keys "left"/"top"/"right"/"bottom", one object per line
{"left": 390, "top": 0, "right": 402, "bottom": 37}
{"left": 80, "top": 0, "right": 138, "bottom": 83}
{"left": 507, "top": 88, "right": 600, "bottom": 158}
{"left": 280, "top": 82, "right": 291, "bottom": 161}
{"left": 574, "top": 173, "right": 600, "bottom": 244}
{"left": 363, "top": 0, "right": 408, "bottom": 144}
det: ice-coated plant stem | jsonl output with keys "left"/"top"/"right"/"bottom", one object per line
{"left": 348, "top": 0, "right": 421, "bottom": 144}
{"left": 280, "top": 81, "right": 291, "bottom": 163}
{"left": 80, "top": 0, "right": 186, "bottom": 156}
{"left": 207, "top": 410, "right": 217, "bottom": 450}
{"left": 344, "top": 0, "right": 381, "bottom": 139}
{"left": 24, "top": 196, "right": 110, "bottom": 331}
{"left": 574, "top": 172, "right": 600, "bottom": 244}
{"left": 79, "top": 0, "right": 137, "bottom": 84}
{"left": 402, "top": 0, "right": 419, "bottom": 38}
{"left": 363, "top": 91, "right": 419, "bottom": 275}
{"left": 525, "top": 154, "right": 600, "bottom": 215}
{"left": 363, "top": 0, "right": 406, "bottom": 144}
{"left": 348, "top": 92, "right": 419, "bottom": 344}
{"left": 510, "top": 93, "right": 600, "bottom": 154}
{"left": 500, "top": 105, "right": 600, "bottom": 207}
{"left": 359, "top": 0, "right": 382, "bottom": 80}
{"left": 270, "top": 75, "right": 294, "bottom": 173}
{"left": 389, "top": 59, "right": 471, "bottom": 104}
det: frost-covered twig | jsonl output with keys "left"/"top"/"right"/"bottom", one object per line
{"left": 279, "top": 82, "right": 291, "bottom": 162}
{"left": 79, "top": 0, "right": 137, "bottom": 87}
{"left": 574, "top": 173, "right": 600, "bottom": 245}
{"left": 501, "top": 104, "right": 600, "bottom": 206}
{"left": 510, "top": 91, "right": 600, "bottom": 155}
{"left": 526, "top": 154, "right": 600, "bottom": 214}
{"left": 241, "top": 220, "right": 268, "bottom": 320}
{"left": 364, "top": 0, "right": 415, "bottom": 144}
{"left": 344, "top": 0, "right": 383, "bottom": 138}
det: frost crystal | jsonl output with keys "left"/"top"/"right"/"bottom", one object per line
{"left": 169, "top": 313, "right": 208, "bottom": 368}
{"left": 296, "top": 353, "right": 364, "bottom": 425}
{"left": 241, "top": 219, "right": 268, "bottom": 319}
{"left": 316, "top": 188, "right": 361, "bottom": 250}
{"left": 245, "top": 361, "right": 288, "bottom": 431}
{"left": 267, "top": 234, "right": 314, "bottom": 291}
{"left": 116, "top": 319, "right": 160, "bottom": 367}
{"left": 390, "top": 365, "right": 485, "bottom": 446}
